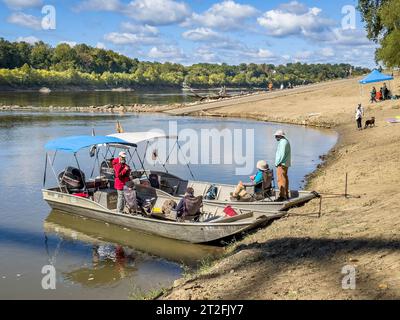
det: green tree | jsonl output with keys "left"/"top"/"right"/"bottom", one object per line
{"left": 358, "top": 0, "right": 400, "bottom": 66}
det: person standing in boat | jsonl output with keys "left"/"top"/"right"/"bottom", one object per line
{"left": 113, "top": 151, "right": 131, "bottom": 213}
{"left": 274, "top": 130, "right": 291, "bottom": 201}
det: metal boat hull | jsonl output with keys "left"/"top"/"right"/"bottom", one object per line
{"left": 42, "top": 189, "right": 284, "bottom": 243}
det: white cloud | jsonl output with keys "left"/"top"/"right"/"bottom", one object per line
{"left": 182, "top": 28, "right": 221, "bottom": 41}
{"left": 320, "top": 47, "right": 334, "bottom": 57}
{"left": 76, "top": 0, "right": 190, "bottom": 26}
{"left": 148, "top": 45, "right": 186, "bottom": 61}
{"left": 75, "top": 0, "right": 122, "bottom": 12}
{"left": 124, "top": 0, "right": 191, "bottom": 25}
{"left": 16, "top": 35, "right": 40, "bottom": 44}
{"left": 96, "top": 42, "right": 106, "bottom": 49}
{"left": 121, "top": 22, "right": 159, "bottom": 35}
{"left": 329, "top": 28, "right": 373, "bottom": 47}
{"left": 3, "top": 0, "right": 42, "bottom": 9}
{"left": 184, "top": 0, "right": 258, "bottom": 30}
{"left": 104, "top": 32, "right": 159, "bottom": 45}
{"left": 252, "top": 48, "right": 275, "bottom": 59}
{"left": 257, "top": 3, "right": 333, "bottom": 37}
{"left": 293, "top": 50, "right": 313, "bottom": 61}
{"left": 278, "top": 1, "right": 308, "bottom": 14}
{"left": 193, "top": 48, "right": 219, "bottom": 63}
{"left": 58, "top": 41, "right": 77, "bottom": 47}
{"left": 7, "top": 12, "right": 42, "bottom": 30}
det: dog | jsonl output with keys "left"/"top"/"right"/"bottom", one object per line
{"left": 364, "top": 117, "right": 376, "bottom": 128}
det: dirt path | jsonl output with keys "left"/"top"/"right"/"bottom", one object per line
{"left": 162, "top": 75, "right": 400, "bottom": 300}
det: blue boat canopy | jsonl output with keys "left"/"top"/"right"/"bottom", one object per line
{"left": 359, "top": 69, "right": 394, "bottom": 84}
{"left": 45, "top": 135, "right": 134, "bottom": 153}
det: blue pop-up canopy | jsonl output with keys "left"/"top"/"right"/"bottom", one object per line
{"left": 45, "top": 135, "right": 133, "bottom": 153}
{"left": 359, "top": 69, "right": 393, "bottom": 84}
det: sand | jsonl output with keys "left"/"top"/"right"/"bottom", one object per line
{"left": 162, "top": 74, "right": 400, "bottom": 300}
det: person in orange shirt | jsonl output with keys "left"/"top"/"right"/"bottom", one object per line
{"left": 376, "top": 89, "right": 382, "bottom": 101}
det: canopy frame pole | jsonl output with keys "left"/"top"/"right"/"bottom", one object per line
{"left": 162, "top": 140, "right": 178, "bottom": 174}
{"left": 90, "top": 148, "right": 99, "bottom": 178}
{"left": 142, "top": 141, "right": 150, "bottom": 168}
{"left": 133, "top": 147, "right": 149, "bottom": 179}
{"left": 127, "top": 149, "right": 138, "bottom": 172}
{"left": 47, "top": 152, "right": 63, "bottom": 192}
{"left": 74, "top": 153, "right": 88, "bottom": 193}
{"left": 176, "top": 140, "right": 196, "bottom": 180}
{"left": 43, "top": 153, "right": 48, "bottom": 187}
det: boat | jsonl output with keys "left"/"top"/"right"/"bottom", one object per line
{"left": 42, "top": 135, "right": 286, "bottom": 244}
{"left": 107, "top": 132, "right": 320, "bottom": 212}
{"left": 146, "top": 171, "right": 316, "bottom": 212}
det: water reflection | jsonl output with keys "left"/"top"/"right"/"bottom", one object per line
{"left": 44, "top": 210, "right": 223, "bottom": 267}
{"left": 63, "top": 245, "right": 137, "bottom": 288}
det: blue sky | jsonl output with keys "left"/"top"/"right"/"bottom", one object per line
{"left": 0, "top": 0, "right": 377, "bottom": 67}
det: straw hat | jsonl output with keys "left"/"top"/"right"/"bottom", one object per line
{"left": 256, "top": 160, "right": 269, "bottom": 171}
{"left": 118, "top": 151, "right": 127, "bottom": 158}
{"left": 274, "top": 129, "right": 286, "bottom": 137}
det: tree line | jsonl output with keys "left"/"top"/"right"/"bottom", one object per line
{"left": 358, "top": 0, "right": 400, "bottom": 68}
{"left": 0, "top": 38, "right": 370, "bottom": 89}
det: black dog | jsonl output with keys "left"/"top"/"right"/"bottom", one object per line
{"left": 364, "top": 117, "right": 375, "bottom": 128}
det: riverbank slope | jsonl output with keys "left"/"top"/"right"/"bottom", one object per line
{"left": 163, "top": 75, "right": 400, "bottom": 299}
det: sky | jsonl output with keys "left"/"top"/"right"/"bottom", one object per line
{"left": 0, "top": 0, "right": 378, "bottom": 67}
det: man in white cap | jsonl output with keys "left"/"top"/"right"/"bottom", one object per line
{"left": 274, "top": 130, "right": 291, "bottom": 201}
{"left": 112, "top": 151, "right": 131, "bottom": 213}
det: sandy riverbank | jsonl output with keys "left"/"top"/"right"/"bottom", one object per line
{"left": 162, "top": 75, "right": 400, "bottom": 300}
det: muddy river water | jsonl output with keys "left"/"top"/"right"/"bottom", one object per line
{"left": 0, "top": 111, "right": 337, "bottom": 299}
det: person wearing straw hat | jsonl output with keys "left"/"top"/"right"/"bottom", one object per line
{"left": 251, "top": 160, "right": 271, "bottom": 194}
{"left": 112, "top": 151, "right": 131, "bottom": 213}
{"left": 274, "top": 130, "right": 291, "bottom": 201}
{"left": 231, "top": 160, "right": 272, "bottom": 200}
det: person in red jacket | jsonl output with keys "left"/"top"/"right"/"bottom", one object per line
{"left": 113, "top": 151, "right": 131, "bottom": 213}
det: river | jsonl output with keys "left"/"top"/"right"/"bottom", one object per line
{"left": 0, "top": 88, "right": 249, "bottom": 107}
{"left": 0, "top": 109, "right": 337, "bottom": 299}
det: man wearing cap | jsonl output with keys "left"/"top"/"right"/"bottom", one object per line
{"left": 274, "top": 130, "right": 291, "bottom": 201}
{"left": 113, "top": 151, "right": 131, "bottom": 213}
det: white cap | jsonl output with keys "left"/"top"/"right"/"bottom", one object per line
{"left": 274, "top": 130, "right": 286, "bottom": 137}
{"left": 118, "top": 151, "right": 127, "bottom": 158}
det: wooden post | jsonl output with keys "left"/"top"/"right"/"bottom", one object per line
{"left": 318, "top": 196, "right": 322, "bottom": 218}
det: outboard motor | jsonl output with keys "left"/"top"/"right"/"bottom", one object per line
{"left": 100, "top": 159, "right": 115, "bottom": 188}
{"left": 58, "top": 167, "right": 85, "bottom": 192}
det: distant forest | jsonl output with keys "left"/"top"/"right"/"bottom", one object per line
{"left": 0, "top": 38, "right": 370, "bottom": 90}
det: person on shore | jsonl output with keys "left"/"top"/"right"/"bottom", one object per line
{"left": 377, "top": 88, "right": 383, "bottom": 101}
{"left": 382, "top": 83, "right": 389, "bottom": 100}
{"left": 370, "top": 87, "right": 377, "bottom": 103}
{"left": 113, "top": 151, "right": 131, "bottom": 213}
{"left": 355, "top": 104, "right": 364, "bottom": 130}
{"left": 274, "top": 130, "right": 291, "bottom": 201}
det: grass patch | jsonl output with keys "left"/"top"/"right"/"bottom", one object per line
{"left": 129, "top": 285, "right": 169, "bottom": 300}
